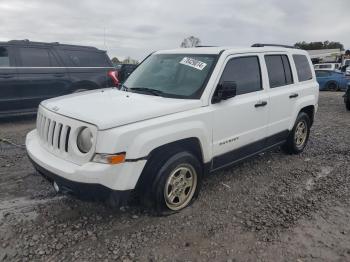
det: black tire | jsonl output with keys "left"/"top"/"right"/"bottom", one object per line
{"left": 327, "top": 82, "right": 338, "bottom": 91}
{"left": 283, "top": 112, "right": 311, "bottom": 154}
{"left": 139, "top": 149, "right": 202, "bottom": 216}
{"left": 346, "top": 100, "right": 350, "bottom": 111}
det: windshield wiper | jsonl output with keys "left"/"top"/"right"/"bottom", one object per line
{"left": 129, "top": 87, "right": 164, "bottom": 96}
{"left": 119, "top": 84, "right": 129, "bottom": 91}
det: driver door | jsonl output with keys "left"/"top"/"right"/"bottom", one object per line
{"left": 211, "top": 54, "right": 269, "bottom": 170}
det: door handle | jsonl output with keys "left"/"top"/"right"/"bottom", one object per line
{"left": 54, "top": 73, "right": 64, "bottom": 77}
{"left": 255, "top": 101, "right": 268, "bottom": 107}
{"left": 0, "top": 74, "right": 14, "bottom": 79}
{"left": 289, "top": 93, "right": 299, "bottom": 99}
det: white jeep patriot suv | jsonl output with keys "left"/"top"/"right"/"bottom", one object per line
{"left": 26, "top": 44, "right": 319, "bottom": 215}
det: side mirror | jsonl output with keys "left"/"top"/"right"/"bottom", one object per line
{"left": 212, "top": 81, "right": 237, "bottom": 103}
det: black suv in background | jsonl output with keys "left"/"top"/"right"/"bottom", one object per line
{"left": 0, "top": 40, "right": 117, "bottom": 117}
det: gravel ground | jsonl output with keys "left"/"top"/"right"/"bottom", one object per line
{"left": 0, "top": 92, "right": 350, "bottom": 262}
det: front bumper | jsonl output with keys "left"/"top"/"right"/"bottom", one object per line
{"left": 29, "top": 157, "right": 132, "bottom": 204}
{"left": 26, "top": 130, "right": 147, "bottom": 193}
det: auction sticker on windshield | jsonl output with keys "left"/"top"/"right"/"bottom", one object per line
{"left": 180, "top": 57, "right": 207, "bottom": 70}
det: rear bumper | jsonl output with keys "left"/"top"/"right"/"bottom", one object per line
{"left": 29, "top": 156, "right": 132, "bottom": 204}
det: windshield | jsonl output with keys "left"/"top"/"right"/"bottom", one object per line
{"left": 123, "top": 54, "right": 217, "bottom": 99}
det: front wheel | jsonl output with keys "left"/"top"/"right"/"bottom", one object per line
{"left": 143, "top": 150, "right": 202, "bottom": 216}
{"left": 283, "top": 112, "right": 311, "bottom": 154}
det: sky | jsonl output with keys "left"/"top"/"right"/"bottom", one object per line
{"left": 0, "top": 0, "right": 349, "bottom": 61}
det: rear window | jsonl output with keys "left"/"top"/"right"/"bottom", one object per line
{"left": 19, "top": 47, "right": 59, "bottom": 67}
{"left": 265, "top": 55, "right": 293, "bottom": 88}
{"left": 59, "top": 49, "right": 111, "bottom": 67}
{"left": 315, "top": 70, "right": 331, "bottom": 77}
{"left": 293, "top": 55, "right": 313, "bottom": 82}
{"left": 0, "top": 47, "right": 9, "bottom": 67}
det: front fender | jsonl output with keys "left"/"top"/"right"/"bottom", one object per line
{"left": 126, "top": 121, "right": 212, "bottom": 162}
{"left": 95, "top": 110, "right": 213, "bottom": 163}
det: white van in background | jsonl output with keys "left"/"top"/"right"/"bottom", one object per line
{"left": 314, "top": 63, "right": 340, "bottom": 71}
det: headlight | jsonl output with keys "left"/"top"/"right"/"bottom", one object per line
{"left": 77, "top": 127, "right": 93, "bottom": 153}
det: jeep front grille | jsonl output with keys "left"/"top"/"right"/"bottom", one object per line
{"left": 37, "top": 113, "right": 71, "bottom": 153}
{"left": 35, "top": 105, "right": 97, "bottom": 165}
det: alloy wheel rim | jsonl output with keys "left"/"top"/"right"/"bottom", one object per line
{"left": 164, "top": 164, "right": 197, "bottom": 211}
{"left": 295, "top": 120, "right": 308, "bottom": 148}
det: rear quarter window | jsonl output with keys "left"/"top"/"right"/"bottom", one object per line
{"left": 59, "top": 49, "right": 111, "bottom": 67}
{"left": 0, "top": 47, "right": 10, "bottom": 67}
{"left": 293, "top": 54, "right": 313, "bottom": 82}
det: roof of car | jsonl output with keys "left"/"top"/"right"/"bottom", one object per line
{"left": 0, "top": 39, "right": 104, "bottom": 52}
{"left": 155, "top": 46, "right": 308, "bottom": 55}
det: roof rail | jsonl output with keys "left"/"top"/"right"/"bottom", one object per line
{"left": 5, "top": 39, "right": 99, "bottom": 50}
{"left": 195, "top": 45, "right": 217, "bottom": 48}
{"left": 251, "top": 43, "right": 297, "bottom": 49}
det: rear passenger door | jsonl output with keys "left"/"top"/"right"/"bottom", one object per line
{"left": 56, "top": 49, "right": 113, "bottom": 90}
{"left": 15, "top": 46, "right": 70, "bottom": 110}
{"left": 264, "top": 54, "right": 296, "bottom": 143}
{"left": 211, "top": 54, "right": 269, "bottom": 170}
{"left": 0, "top": 45, "right": 19, "bottom": 113}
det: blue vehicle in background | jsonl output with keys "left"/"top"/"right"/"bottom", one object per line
{"left": 315, "top": 70, "right": 349, "bottom": 91}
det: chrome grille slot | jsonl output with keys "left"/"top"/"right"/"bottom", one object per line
{"left": 50, "top": 121, "right": 56, "bottom": 146}
{"left": 53, "top": 123, "right": 62, "bottom": 149}
{"left": 45, "top": 119, "right": 51, "bottom": 142}
{"left": 65, "top": 126, "right": 71, "bottom": 152}
{"left": 60, "top": 125, "right": 69, "bottom": 151}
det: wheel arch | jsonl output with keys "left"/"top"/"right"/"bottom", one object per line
{"left": 325, "top": 80, "right": 339, "bottom": 90}
{"left": 300, "top": 105, "right": 315, "bottom": 126}
{"left": 134, "top": 137, "right": 205, "bottom": 199}
{"left": 147, "top": 137, "right": 204, "bottom": 164}
{"left": 289, "top": 98, "right": 316, "bottom": 130}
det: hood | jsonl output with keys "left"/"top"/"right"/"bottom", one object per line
{"left": 41, "top": 88, "right": 202, "bottom": 130}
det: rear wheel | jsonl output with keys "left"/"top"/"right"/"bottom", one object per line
{"left": 283, "top": 112, "right": 311, "bottom": 154}
{"left": 327, "top": 82, "right": 338, "bottom": 91}
{"left": 346, "top": 100, "right": 350, "bottom": 111}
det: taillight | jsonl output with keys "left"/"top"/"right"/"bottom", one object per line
{"left": 108, "top": 70, "right": 120, "bottom": 87}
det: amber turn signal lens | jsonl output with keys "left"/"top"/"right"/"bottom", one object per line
{"left": 107, "top": 154, "right": 126, "bottom": 164}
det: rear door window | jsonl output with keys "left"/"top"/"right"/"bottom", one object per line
{"left": 0, "top": 46, "right": 10, "bottom": 67}
{"left": 315, "top": 70, "right": 331, "bottom": 77}
{"left": 18, "top": 47, "right": 60, "bottom": 67}
{"left": 59, "top": 50, "right": 111, "bottom": 67}
{"left": 293, "top": 55, "right": 313, "bottom": 82}
{"left": 19, "top": 47, "right": 49, "bottom": 67}
{"left": 219, "top": 56, "right": 262, "bottom": 95}
{"left": 265, "top": 55, "right": 294, "bottom": 88}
